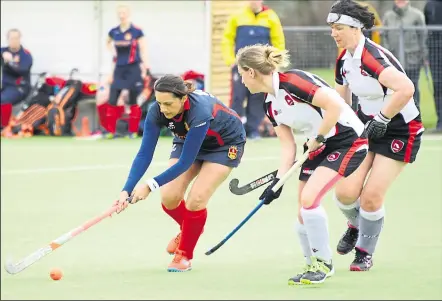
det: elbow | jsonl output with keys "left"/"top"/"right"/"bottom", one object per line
{"left": 402, "top": 79, "right": 415, "bottom": 100}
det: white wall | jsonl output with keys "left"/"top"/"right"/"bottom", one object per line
{"left": 1, "top": 0, "right": 209, "bottom": 83}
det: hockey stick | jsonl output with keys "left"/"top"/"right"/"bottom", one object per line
{"left": 205, "top": 152, "right": 310, "bottom": 255}
{"left": 69, "top": 68, "right": 79, "bottom": 80}
{"left": 229, "top": 170, "right": 278, "bottom": 195}
{"left": 4, "top": 203, "right": 122, "bottom": 275}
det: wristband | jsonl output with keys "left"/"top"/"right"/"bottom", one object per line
{"left": 375, "top": 112, "right": 391, "bottom": 124}
{"left": 146, "top": 178, "right": 160, "bottom": 192}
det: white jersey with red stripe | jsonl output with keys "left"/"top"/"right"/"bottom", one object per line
{"left": 335, "top": 37, "right": 421, "bottom": 124}
{"left": 264, "top": 70, "right": 365, "bottom": 141}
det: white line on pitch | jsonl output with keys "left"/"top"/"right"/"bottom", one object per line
{"left": 1, "top": 146, "right": 440, "bottom": 176}
{"left": 0, "top": 156, "right": 280, "bottom": 176}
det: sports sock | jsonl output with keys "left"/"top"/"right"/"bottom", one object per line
{"left": 1, "top": 103, "right": 13, "bottom": 127}
{"left": 105, "top": 105, "right": 125, "bottom": 134}
{"left": 356, "top": 207, "right": 385, "bottom": 255}
{"left": 96, "top": 103, "right": 109, "bottom": 130}
{"left": 295, "top": 221, "right": 313, "bottom": 265}
{"left": 162, "top": 200, "right": 186, "bottom": 228}
{"left": 128, "top": 104, "right": 141, "bottom": 133}
{"left": 106, "top": 105, "right": 119, "bottom": 134}
{"left": 335, "top": 195, "right": 360, "bottom": 228}
{"left": 301, "top": 206, "right": 332, "bottom": 263}
{"left": 178, "top": 207, "right": 207, "bottom": 260}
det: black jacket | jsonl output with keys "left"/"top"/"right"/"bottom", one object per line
{"left": 424, "top": 0, "right": 442, "bottom": 25}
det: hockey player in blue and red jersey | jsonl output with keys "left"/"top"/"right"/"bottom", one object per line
{"left": 114, "top": 74, "right": 246, "bottom": 272}
{"left": 104, "top": 4, "right": 149, "bottom": 138}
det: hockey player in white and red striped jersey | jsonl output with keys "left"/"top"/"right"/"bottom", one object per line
{"left": 236, "top": 44, "right": 368, "bottom": 285}
{"left": 327, "top": 0, "right": 424, "bottom": 272}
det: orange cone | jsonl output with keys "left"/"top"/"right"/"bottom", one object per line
{"left": 80, "top": 116, "right": 91, "bottom": 137}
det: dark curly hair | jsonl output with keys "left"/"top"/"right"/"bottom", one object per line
{"left": 154, "top": 74, "right": 196, "bottom": 98}
{"left": 329, "top": 0, "right": 375, "bottom": 29}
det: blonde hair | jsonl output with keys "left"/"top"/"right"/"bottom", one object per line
{"left": 236, "top": 44, "right": 291, "bottom": 75}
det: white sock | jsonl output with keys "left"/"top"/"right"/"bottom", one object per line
{"left": 295, "top": 221, "right": 313, "bottom": 265}
{"left": 300, "top": 206, "right": 332, "bottom": 263}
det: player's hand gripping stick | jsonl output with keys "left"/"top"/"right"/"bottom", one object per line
{"left": 4, "top": 197, "right": 133, "bottom": 275}
{"left": 205, "top": 151, "right": 310, "bottom": 255}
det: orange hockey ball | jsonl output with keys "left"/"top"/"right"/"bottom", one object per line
{"left": 50, "top": 268, "right": 62, "bottom": 281}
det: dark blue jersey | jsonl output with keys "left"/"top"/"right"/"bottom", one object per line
{"left": 148, "top": 90, "right": 246, "bottom": 150}
{"left": 108, "top": 24, "right": 143, "bottom": 66}
{"left": 1, "top": 46, "right": 32, "bottom": 87}
{"left": 122, "top": 90, "right": 246, "bottom": 193}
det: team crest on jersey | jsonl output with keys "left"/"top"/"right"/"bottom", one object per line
{"left": 391, "top": 139, "right": 404, "bottom": 153}
{"left": 359, "top": 66, "right": 369, "bottom": 77}
{"left": 227, "top": 146, "right": 238, "bottom": 160}
{"left": 284, "top": 94, "right": 297, "bottom": 106}
{"left": 327, "top": 151, "right": 341, "bottom": 162}
{"left": 124, "top": 33, "right": 132, "bottom": 40}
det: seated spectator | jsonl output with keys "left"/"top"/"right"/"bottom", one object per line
{"left": 1, "top": 29, "right": 33, "bottom": 129}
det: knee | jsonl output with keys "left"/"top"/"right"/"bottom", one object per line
{"left": 186, "top": 194, "right": 208, "bottom": 211}
{"left": 300, "top": 190, "right": 316, "bottom": 209}
{"left": 360, "top": 187, "right": 384, "bottom": 212}
{"left": 335, "top": 186, "right": 361, "bottom": 205}
{"left": 160, "top": 189, "right": 183, "bottom": 210}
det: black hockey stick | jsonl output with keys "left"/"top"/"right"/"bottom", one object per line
{"left": 69, "top": 68, "right": 79, "bottom": 79}
{"left": 229, "top": 169, "right": 278, "bottom": 195}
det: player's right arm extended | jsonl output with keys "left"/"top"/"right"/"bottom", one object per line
{"left": 122, "top": 118, "right": 161, "bottom": 194}
{"left": 274, "top": 124, "right": 296, "bottom": 177}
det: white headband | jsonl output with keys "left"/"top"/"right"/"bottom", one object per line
{"left": 327, "top": 13, "right": 364, "bottom": 28}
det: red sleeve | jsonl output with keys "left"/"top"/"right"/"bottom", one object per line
{"left": 361, "top": 44, "right": 391, "bottom": 80}
{"left": 279, "top": 71, "right": 320, "bottom": 104}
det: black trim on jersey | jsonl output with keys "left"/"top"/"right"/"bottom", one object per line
{"left": 312, "top": 74, "right": 331, "bottom": 88}
{"left": 280, "top": 70, "right": 320, "bottom": 104}
{"left": 361, "top": 40, "right": 406, "bottom": 95}
{"left": 335, "top": 50, "right": 347, "bottom": 85}
{"left": 361, "top": 41, "right": 392, "bottom": 80}
{"left": 263, "top": 101, "right": 278, "bottom": 127}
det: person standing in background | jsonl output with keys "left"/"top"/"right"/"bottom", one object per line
{"left": 222, "top": 0, "right": 285, "bottom": 140}
{"left": 104, "top": 4, "right": 150, "bottom": 139}
{"left": 382, "top": 0, "right": 427, "bottom": 107}
{"left": 1, "top": 29, "right": 32, "bottom": 129}
{"left": 424, "top": 0, "right": 442, "bottom": 133}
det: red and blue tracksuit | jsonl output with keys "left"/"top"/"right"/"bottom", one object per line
{"left": 221, "top": 5, "right": 285, "bottom": 137}
{"left": 1, "top": 46, "right": 33, "bottom": 127}
{"left": 105, "top": 24, "right": 144, "bottom": 134}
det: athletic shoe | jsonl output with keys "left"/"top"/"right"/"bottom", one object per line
{"left": 300, "top": 257, "right": 334, "bottom": 285}
{"left": 166, "top": 232, "right": 181, "bottom": 255}
{"left": 125, "top": 133, "right": 138, "bottom": 139}
{"left": 167, "top": 250, "right": 191, "bottom": 272}
{"left": 288, "top": 264, "right": 311, "bottom": 285}
{"left": 350, "top": 248, "right": 373, "bottom": 271}
{"left": 337, "top": 224, "right": 359, "bottom": 255}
